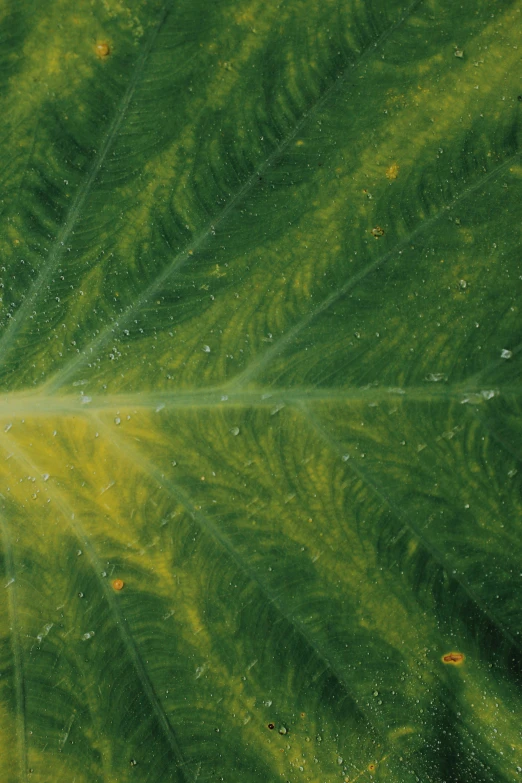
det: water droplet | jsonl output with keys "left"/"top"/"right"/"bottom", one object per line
{"left": 114, "top": 417, "right": 121, "bottom": 425}
{"left": 501, "top": 349, "right": 512, "bottom": 359}
{"left": 81, "top": 631, "right": 95, "bottom": 641}
{"left": 230, "top": 426, "right": 240, "bottom": 436}
{"left": 342, "top": 454, "right": 350, "bottom": 461}
{"left": 202, "top": 345, "right": 211, "bottom": 353}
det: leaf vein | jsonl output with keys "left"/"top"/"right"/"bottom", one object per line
{"left": 0, "top": 437, "right": 192, "bottom": 783}
{"left": 0, "top": 1, "right": 173, "bottom": 367}
{"left": 0, "top": 514, "right": 27, "bottom": 783}
{"left": 45, "top": 0, "right": 425, "bottom": 393}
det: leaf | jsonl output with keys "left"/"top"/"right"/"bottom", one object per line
{"left": 0, "top": 0, "right": 521, "bottom": 780}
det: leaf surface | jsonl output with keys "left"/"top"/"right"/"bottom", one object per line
{"left": 0, "top": 0, "right": 521, "bottom": 781}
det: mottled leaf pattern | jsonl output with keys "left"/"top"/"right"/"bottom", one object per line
{"left": 0, "top": 0, "right": 521, "bottom": 781}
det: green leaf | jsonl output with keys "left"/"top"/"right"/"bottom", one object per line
{"left": 0, "top": 0, "right": 521, "bottom": 780}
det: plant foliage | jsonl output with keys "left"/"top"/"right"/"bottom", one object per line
{"left": 0, "top": 0, "right": 521, "bottom": 780}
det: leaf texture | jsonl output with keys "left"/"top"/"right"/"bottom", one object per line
{"left": 0, "top": 0, "right": 521, "bottom": 781}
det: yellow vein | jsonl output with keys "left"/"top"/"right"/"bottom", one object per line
{"left": 0, "top": 112, "right": 40, "bottom": 223}
{"left": 1, "top": 436, "right": 193, "bottom": 783}
{"left": 44, "top": 0, "right": 425, "bottom": 394}
{"left": 0, "top": 1, "right": 173, "bottom": 365}
{"left": 469, "top": 407, "right": 522, "bottom": 468}
{"left": 300, "top": 403, "right": 522, "bottom": 655}
{"left": 94, "top": 415, "right": 393, "bottom": 741}
{"left": 229, "top": 150, "right": 522, "bottom": 389}
{"left": 0, "top": 514, "right": 27, "bottom": 783}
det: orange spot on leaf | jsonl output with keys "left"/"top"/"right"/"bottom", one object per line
{"left": 112, "top": 579, "right": 124, "bottom": 591}
{"left": 442, "top": 651, "right": 465, "bottom": 665}
{"left": 95, "top": 41, "right": 111, "bottom": 58}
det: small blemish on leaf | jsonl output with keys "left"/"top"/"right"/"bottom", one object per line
{"left": 442, "top": 651, "right": 465, "bottom": 665}
{"left": 386, "top": 163, "right": 399, "bottom": 180}
{"left": 267, "top": 723, "right": 275, "bottom": 730}
{"left": 112, "top": 579, "right": 124, "bottom": 591}
{"left": 371, "top": 226, "right": 385, "bottom": 238}
{"left": 95, "top": 41, "right": 111, "bottom": 58}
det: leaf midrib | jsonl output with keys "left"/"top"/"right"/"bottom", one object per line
{"left": 0, "top": 383, "right": 515, "bottom": 418}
